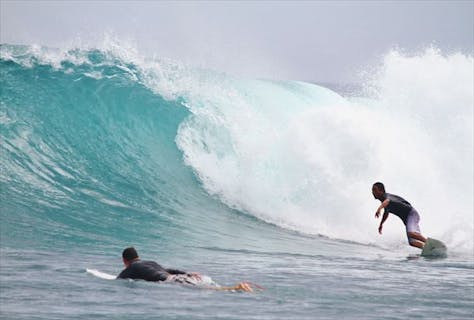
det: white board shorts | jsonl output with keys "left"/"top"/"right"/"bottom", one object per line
{"left": 406, "top": 208, "right": 422, "bottom": 243}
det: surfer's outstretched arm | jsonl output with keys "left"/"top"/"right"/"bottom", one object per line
{"left": 378, "top": 211, "right": 389, "bottom": 234}
{"left": 375, "top": 199, "right": 390, "bottom": 234}
{"left": 375, "top": 199, "right": 390, "bottom": 218}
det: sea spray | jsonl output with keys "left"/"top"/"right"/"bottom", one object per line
{"left": 173, "top": 48, "right": 473, "bottom": 251}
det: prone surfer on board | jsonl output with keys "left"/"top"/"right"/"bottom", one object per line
{"left": 117, "top": 247, "right": 260, "bottom": 292}
{"left": 372, "top": 182, "right": 427, "bottom": 249}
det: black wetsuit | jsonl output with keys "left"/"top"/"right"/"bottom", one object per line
{"left": 382, "top": 193, "right": 413, "bottom": 225}
{"left": 117, "top": 260, "right": 186, "bottom": 282}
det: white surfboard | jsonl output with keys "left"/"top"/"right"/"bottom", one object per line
{"left": 421, "top": 238, "right": 447, "bottom": 258}
{"left": 86, "top": 268, "right": 116, "bottom": 280}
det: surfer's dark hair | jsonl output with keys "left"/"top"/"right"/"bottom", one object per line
{"left": 122, "top": 247, "right": 139, "bottom": 261}
{"left": 373, "top": 182, "right": 385, "bottom": 192}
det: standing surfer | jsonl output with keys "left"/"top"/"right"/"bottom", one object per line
{"left": 372, "top": 182, "right": 427, "bottom": 248}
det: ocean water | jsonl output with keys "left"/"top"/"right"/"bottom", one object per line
{"left": 0, "top": 43, "right": 473, "bottom": 319}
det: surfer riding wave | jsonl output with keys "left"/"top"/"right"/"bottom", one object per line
{"left": 372, "top": 182, "right": 427, "bottom": 248}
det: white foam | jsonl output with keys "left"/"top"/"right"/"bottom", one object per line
{"left": 174, "top": 48, "right": 473, "bottom": 253}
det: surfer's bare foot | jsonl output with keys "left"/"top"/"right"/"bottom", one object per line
{"left": 409, "top": 240, "right": 425, "bottom": 249}
{"left": 408, "top": 232, "right": 427, "bottom": 244}
{"left": 235, "top": 282, "right": 253, "bottom": 292}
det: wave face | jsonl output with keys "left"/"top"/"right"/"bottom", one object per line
{"left": 1, "top": 44, "right": 473, "bottom": 253}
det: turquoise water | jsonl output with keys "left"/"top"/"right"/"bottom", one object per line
{"left": 1, "top": 44, "right": 473, "bottom": 319}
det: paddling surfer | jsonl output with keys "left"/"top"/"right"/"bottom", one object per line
{"left": 117, "top": 247, "right": 257, "bottom": 292}
{"left": 117, "top": 247, "right": 200, "bottom": 282}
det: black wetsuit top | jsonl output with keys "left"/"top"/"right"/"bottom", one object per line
{"left": 117, "top": 260, "right": 186, "bottom": 282}
{"left": 382, "top": 193, "right": 413, "bottom": 225}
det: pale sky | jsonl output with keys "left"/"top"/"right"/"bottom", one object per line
{"left": 1, "top": 1, "right": 473, "bottom": 83}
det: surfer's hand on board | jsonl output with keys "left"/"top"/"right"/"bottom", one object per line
{"left": 378, "top": 225, "right": 383, "bottom": 234}
{"left": 375, "top": 210, "right": 381, "bottom": 218}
